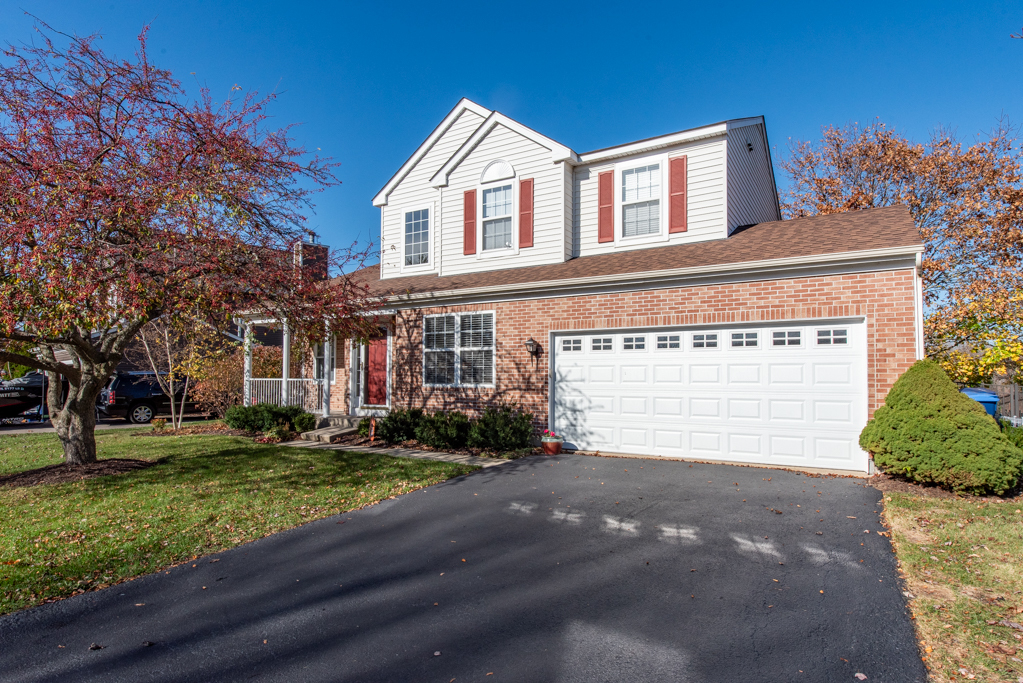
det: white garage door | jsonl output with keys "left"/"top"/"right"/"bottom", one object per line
{"left": 552, "top": 321, "right": 869, "bottom": 472}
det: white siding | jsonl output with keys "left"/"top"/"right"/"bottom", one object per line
{"left": 563, "top": 161, "right": 574, "bottom": 261}
{"left": 572, "top": 137, "right": 728, "bottom": 258}
{"left": 726, "top": 123, "right": 781, "bottom": 232}
{"left": 438, "top": 123, "right": 567, "bottom": 276}
{"left": 379, "top": 108, "right": 486, "bottom": 280}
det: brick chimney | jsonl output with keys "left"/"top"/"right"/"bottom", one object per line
{"left": 294, "top": 235, "right": 329, "bottom": 282}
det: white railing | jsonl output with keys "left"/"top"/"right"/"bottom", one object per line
{"left": 247, "top": 378, "right": 323, "bottom": 413}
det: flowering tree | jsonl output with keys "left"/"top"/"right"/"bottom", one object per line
{"left": 780, "top": 120, "right": 1023, "bottom": 384}
{"left": 0, "top": 24, "right": 370, "bottom": 464}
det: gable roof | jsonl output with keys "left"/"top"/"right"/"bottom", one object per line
{"left": 430, "top": 111, "right": 578, "bottom": 188}
{"left": 372, "top": 98, "right": 491, "bottom": 207}
{"left": 350, "top": 206, "right": 922, "bottom": 303}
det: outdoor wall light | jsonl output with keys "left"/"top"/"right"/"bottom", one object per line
{"left": 523, "top": 337, "right": 540, "bottom": 357}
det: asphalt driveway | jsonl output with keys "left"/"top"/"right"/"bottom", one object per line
{"left": 0, "top": 454, "right": 926, "bottom": 682}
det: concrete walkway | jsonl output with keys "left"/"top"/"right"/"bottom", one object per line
{"left": 281, "top": 439, "right": 515, "bottom": 469}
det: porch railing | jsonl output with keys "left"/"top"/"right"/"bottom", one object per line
{"left": 246, "top": 378, "right": 324, "bottom": 414}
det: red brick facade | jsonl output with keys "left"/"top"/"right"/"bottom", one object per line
{"left": 331, "top": 268, "right": 919, "bottom": 425}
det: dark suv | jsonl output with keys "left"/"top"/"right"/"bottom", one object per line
{"left": 99, "top": 373, "right": 198, "bottom": 424}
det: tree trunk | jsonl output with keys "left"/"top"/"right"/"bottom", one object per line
{"left": 48, "top": 369, "right": 106, "bottom": 466}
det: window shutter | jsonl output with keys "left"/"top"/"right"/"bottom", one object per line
{"left": 463, "top": 189, "right": 476, "bottom": 255}
{"left": 519, "top": 178, "right": 534, "bottom": 248}
{"left": 597, "top": 170, "right": 614, "bottom": 243}
{"left": 669, "top": 155, "right": 688, "bottom": 233}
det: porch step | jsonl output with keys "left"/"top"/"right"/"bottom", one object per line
{"left": 300, "top": 425, "right": 357, "bottom": 444}
{"left": 315, "top": 414, "right": 364, "bottom": 430}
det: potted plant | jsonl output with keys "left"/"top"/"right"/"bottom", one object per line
{"left": 541, "top": 429, "right": 564, "bottom": 455}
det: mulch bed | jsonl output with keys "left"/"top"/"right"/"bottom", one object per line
{"left": 0, "top": 459, "right": 154, "bottom": 489}
{"left": 331, "top": 433, "right": 539, "bottom": 459}
{"left": 868, "top": 471, "right": 1023, "bottom": 501}
{"left": 134, "top": 424, "right": 251, "bottom": 438}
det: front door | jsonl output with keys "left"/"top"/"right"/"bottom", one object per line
{"left": 365, "top": 334, "right": 388, "bottom": 406}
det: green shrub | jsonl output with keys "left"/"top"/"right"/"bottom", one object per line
{"left": 415, "top": 411, "right": 471, "bottom": 449}
{"left": 292, "top": 412, "right": 318, "bottom": 433}
{"left": 859, "top": 360, "right": 1023, "bottom": 495}
{"left": 467, "top": 404, "right": 534, "bottom": 452}
{"left": 357, "top": 418, "right": 371, "bottom": 437}
{"left": 224, "top": 403, "right": 312, "bottom": 432}
{"left": 1001, "top": 422, "right": 1023, "bottom": 451}
{"left": 376, "top": 408, "right": 424, "bottom": 443}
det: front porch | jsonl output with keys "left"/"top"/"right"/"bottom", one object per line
{"left": 238, "top": 315, "right": 394, "bottom": 419}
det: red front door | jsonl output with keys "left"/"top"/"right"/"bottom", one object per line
{"left": 366, "top": 335, "right": 388, "bottom": 405}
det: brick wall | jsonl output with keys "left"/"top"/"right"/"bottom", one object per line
{"left": 340, "top": 269, "right": 918, "bottom": 425}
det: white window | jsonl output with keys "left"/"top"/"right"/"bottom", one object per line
{"left": 592, "top": 337, "right": 613, "bottom": 351}
{"left": 656, "top": 334, "right": 680, "bottom": 349}
{"left": 404, "top": 209, "right": 429, "bottom": 266}
{"left": 314, "top": 339, "right": 336, "bottom": 383}
{"left": 623, "top": 336, "right": 646, "bottom": 350}
{"left": 817, "top": 329, "right": 848, "bottom": 345}
{"left": 423, "top": 313, "right": 495, "bottom": 386}
{"left": 482, "top": 185, "right": 513, "bottom": 251}
{"left": 772, "top": 330, "right": 802, "bottom": 347}
{"left": 622, "top": 164, "right": 660, "bottom": 237}
{"left": 692, "top": 333, "right": 718, "bottom": 349}
{"left": 731, "top": 332, "right": 758, "bottom": 348}
{"left": 561, "top": 338, "right": 582, "bottom": 352}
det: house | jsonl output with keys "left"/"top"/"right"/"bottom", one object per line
{"left": 327, "top": 98, "right": 924, "bottom": 473}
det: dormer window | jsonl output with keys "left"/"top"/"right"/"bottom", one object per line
{"left": 621, "top": 164, "right": 661, "bottom": 237}
{"left": 404, "top": 208, "right": 429, "bottom": 266}
{"left": 482, "top": 185, "right": 513, "bottom": 250}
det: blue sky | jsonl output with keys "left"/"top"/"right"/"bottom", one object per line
{"left": 5, "top": 1, "right": 1022, "bottom": 256}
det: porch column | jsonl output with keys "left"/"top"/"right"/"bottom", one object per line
{"left": 242, "top": 322, "right": 253, "bottom": 407}
{"left": 281, "top": 320, "right": 291, "bottom": 406}
{"left": 322, "top": 324, "right": 332, "bottom": 419}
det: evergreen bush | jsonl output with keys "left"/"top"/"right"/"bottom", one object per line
{"left": 357, "top": 417, "right": 371, "bottom": 437}
{"left": 467, "top": 404, "right": 534, "bottom": 451}
{"left": 375, "top": 408, "right": 423, "bottom": 443}
{"left": 292, "top": 412, "right": 318, "bottom": 433}
{"left": 859, "top": 360, "right": 1023, "bottom": 495}
{"left": 224, "top": 403, "right": 313, "bottom": 433}
{"left": 415, "top": 411, "right": 471, "bottom": 449}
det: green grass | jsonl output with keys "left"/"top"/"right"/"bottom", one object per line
{"left": 883, "top": 492, "right": 1023, "bottom": 681}
{"left": 0, "top": 429, "right": 476, "bottom": 616}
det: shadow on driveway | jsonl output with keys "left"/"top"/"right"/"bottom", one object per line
{"left": 0, "top": 454, "right": 926, "bottom": 682}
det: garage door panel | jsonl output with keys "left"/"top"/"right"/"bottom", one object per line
{"left": 689, "top": 365, "right": 720, "bottom": 384}
{"left": 553, "top": 322, "right": 868, "bottom": 472}
{"left": 690, "top": 398, "right": 721, "bottom": 418}
{"left": 653, "top": 365, "right": 683, "bottom": 383}
{"left": 728, "top": 398, "right": 761, "bottom": 419}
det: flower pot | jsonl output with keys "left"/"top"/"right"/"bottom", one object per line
{"left": 541, "top": 437, "right": 563, "bottom": 455}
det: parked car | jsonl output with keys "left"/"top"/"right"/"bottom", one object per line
{"left": 99, "top": 372, "right": 199, "bottom": 424}
{"left": 0, "top": 371, "right": 68, "bottom": 421}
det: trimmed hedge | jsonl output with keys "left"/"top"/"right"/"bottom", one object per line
{"left": 859, "top": 360, "right": 1023, "bottom": 495}
{"left": 467, "top": 404, "right": 533, "bottom": 451}
{"left": 375, "top": 408, "right": 424, "bottom": 443}
{"left": 415, "top": 411, "right": 471, "bottom": 449}
{"left": 224, "top": 403, "right": 316, "bottom": 433}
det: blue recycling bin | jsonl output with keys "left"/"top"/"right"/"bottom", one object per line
{"left": 960, "top": 387, "right": 1000, "bottom": 418}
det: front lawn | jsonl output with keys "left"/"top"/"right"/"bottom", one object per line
{"left": 883, "top": 491, "right": 1023, "bottom": 681}
{"left": 0, "top": 428, "right": 476, "bottom": 616}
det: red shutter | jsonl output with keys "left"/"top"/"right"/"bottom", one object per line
{"left": 519, "top": 178, "right": 534, "bottom": 248}
{"left": 669, "top": 155, "right": 688, "bottom": 233}
{"left": 597, "top": 170, "right": 614, "bottom": 243}
{"left": 463, "top": 189, "right": 476, "bottom": 255}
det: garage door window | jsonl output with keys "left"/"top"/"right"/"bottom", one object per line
{"left": 656, "top": 334, "right": 680, "bottom": 349}
{"left": 692, "top": 333, "right": 718, "bottom": 349}
{"left": 623, "top": 336, "right": 646, "bottom": 350}
{"left": 817, "top": 329, "right": 848, "bottom": 345}
{"left": 423, "top": 313, "right": 495, "bottom": 386}
{"left": 731, "top": 332, "right": 758, "bottom": 348}
{"left": 561, "top": 338, "right": 582, "bottom": 352}
{"left": 592, "top": 337, "right": 613, "bottom": 351}
{"left": 772, "top": 330, "right": 802, "bottom": 347}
